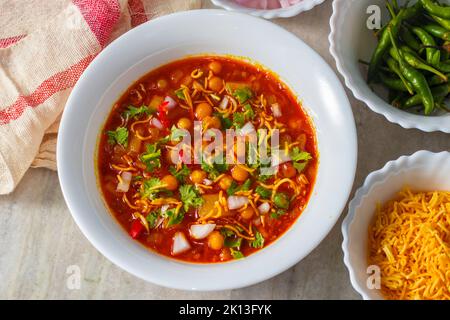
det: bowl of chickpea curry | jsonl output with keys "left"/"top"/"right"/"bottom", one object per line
{"left": 99, "top": 56, "right": 318, "bottom": 262}
{"left": 58, "top": 10, "right": 356, "bottom": 290}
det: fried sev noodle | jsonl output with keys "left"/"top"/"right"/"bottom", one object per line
{"left": 369, "top": 188, "right": 450, "bottom": 300}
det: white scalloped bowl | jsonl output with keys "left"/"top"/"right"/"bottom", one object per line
{"left": 211, "top": 0, "right": 326, "bottom": 19}
{"left": 342, "top": 150, "right": 450, "bottom": 300}
{"left": 329, "top": 0, "right": 450, "bottom": 133}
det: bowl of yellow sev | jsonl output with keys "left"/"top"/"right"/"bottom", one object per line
{"left": 342, "top": 150, "right": 450, "bottom": 300}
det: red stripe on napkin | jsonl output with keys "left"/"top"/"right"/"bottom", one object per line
{"left": 73, "top": 0, "right": 121, "bottom": 47}
{"left": 129, "top": 0, "right": 148, "bottom": 27}
{"left": 0, "top": 55, "right": 95, "bottom": 125}
{"left": 0, "top": 35, "right": 26, "bottom": 48}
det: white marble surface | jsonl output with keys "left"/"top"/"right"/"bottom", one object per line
{"left": 1, "top": 1, "right": 449, "bottom": 299}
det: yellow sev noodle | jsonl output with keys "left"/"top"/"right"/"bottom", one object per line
{"left": 369, "top": 188, "right": 450, "bottom": 300}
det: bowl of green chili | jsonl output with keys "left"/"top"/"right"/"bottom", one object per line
{"left": 330, "top": 0, "right": 450, "bottom": 133}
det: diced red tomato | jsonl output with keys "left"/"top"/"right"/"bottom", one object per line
{"left": 130, "top": 220, "right": 144, "bottom": 239}
{"left": 157, "top": 101, "right": 170, "bottom": 128}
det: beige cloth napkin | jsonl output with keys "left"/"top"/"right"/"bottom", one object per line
{"left": 0, "top": 0, "right": 202, "bottom": 194}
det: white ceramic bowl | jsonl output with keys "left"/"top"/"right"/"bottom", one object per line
{"left": 329, "top": 0, "right": 450, "bottom": 133}
{"left": 211, "top": 0, "right": 326, "bottom": 19}
{"left": 57, "top": 9, "right": 357, "bottom": 291}
{"left": 342, "top": 150, "right": 450, "bottom": 300}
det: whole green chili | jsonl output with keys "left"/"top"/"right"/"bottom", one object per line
{"left": 400, "top": 27, "right": 421, "bottom": 51}
{"left": 380, "top": 73, "right": 410, "bottom": 92}
{"left": 428, "top": 73, "right": 450, "bottom": 86}
{"left": 401, "top": 84, "right": 449, "bottom": 109}
{"left": 420, "top": 0, "right": 450, "bottom": 19}
{"left": 388, "top": 26, "right": 435, "bottom": 114}
{"left": 430, "top": 14, "right": 450, "bottom": 31}
{"left": 410, "top": 26, "right": 440, "bottom": 65}
{"left": 389, "top": 45, "right": 448, "bottom": 81}
{"left": 368, "top": 3, "right": 422, "bottom": 82}
{"left": 422, "top": 23, "right": 450, "bottom": 41}
{"left": 386, "top": 57, "right": 414, "bottom": 94}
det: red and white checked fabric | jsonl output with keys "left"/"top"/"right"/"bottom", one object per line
{"left": 0, "top": 0, "right": 202, "bottom": 194}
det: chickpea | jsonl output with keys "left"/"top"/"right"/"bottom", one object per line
{"left": 219, "top": 174, "right": 233, "bottom": 191}
{"left": 281, "top": 162, "right": 296, "bottom": 178}
{"left": 240, "top": 207, "right": 254, "bottom": 220}
{"left": 208, "top": 61, "right": 222, "bottom": 74}
{"left": 288, "top": 118, "right": 301, "bottom": 131}
{"left": 279, "top": 134, "right": 292, "bottom": 147}
{"left": 195, "top": 102, "right": 213, "bottom": 120}
{"left": 177, "top": 117, "right": 192, "bottom": 130}
{"left": 190, "top": 169, "right": 207, "bottom": 184}
{"left": 208, "top": 231, "right": 224, "bottom": 250}
{"left": 204, "top": 116, "right": 222, "bottom": 129}
{"left": 166, "top": 149, "right": 179, "bottom": 164}
{"left": 170, "top": 69, "right": 183, "bottom": 83}
{"left": 231, "top": 166, "right": 249, "bottom": 182}
{"left": 208, "top": 76, "right": 223, "bottom": 92}
{"left": 161, "top": 175, "right": 178, "bottom": 191}
{"left": 157, "top": 79, "right": 168, "bottom": 89}
{"left": 148, "top": 127, "right": 160, "bottom": 139}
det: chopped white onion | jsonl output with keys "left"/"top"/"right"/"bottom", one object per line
{"left": 116, "top": 171, "right": 132, "bottom": 192}
{"left": 271, "top": 103, "right": 282, "bottom": 118}
{"left": 164, "top": 96, "right": 177, "bottom": 109}
{"left": 160, "top": 204, "right": 170, "bottom": 214}
{"left": 203, "top": 178, "right": 213, "bottom": 186}
{"left": 155, "top": 217, "right": 165, "bottom": 228}
{"left": 258, "top": 202, "right": 271, "bottom": 215}
{"left": 190, "top": 224, "right": 216, "bottom": 240}
{"left": 253, "top": 217, "right": 262, "bottom": 226}
{"left": 172, "top": 232, "right": 191, "bottom": 255}
{"left": 219, "top": 96, "right": 229, "bottom": 109}
{"left": 227, "top": 196, "right": 249, "bottom": 210}
{"left": 239, "top": 122, "right": 256, "bottom": 136}
{"left": 151, "top": 117, "right": 163, "bottom": 129}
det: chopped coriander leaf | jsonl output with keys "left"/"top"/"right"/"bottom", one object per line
{"left": 220, "top": 228, "right": 235, "bottom": 238}
{"left": 158, "top": 135, "right": 170, "bottom": 145}
{"left": 250, "top": 231, "right": 265, "bottom": 249}
{"left": 270, "top": 209, "right": 286, "bottom": 219}
{"left": 133, "top": 175, "right": 143, "bottom": 181}
{"left": 243, "top": 104, "right": 255, "bottom": 120}
{"left": 164, "top": 208, "right": 185, "bottom": 227}
{"left": 146, "top": 211, "right": 160, "bottom": 228}
{"left": 230, "top": 249, "right": 245, "bottom": 259}
{"left": 233, "top": 87, "right": 253, "bottom": 104}
{"left": 169, "top": 164, "right": 190, "bottom": 183}
{"left": 227, "top": 179, "right": 252, "bottom": 196}
{"left": 140, "top": 143, "right": 161, "bottom": 172}
{"left": 141, "top": 178, "right": 166, "bottom": 200}
{"left": 227, "top": 180, "right": 239, "bottom": 196}
{"left": 201, "top": 160, "right": 228, "bottom": 180}
{"left": 232, "top": 112, "right": 246, "bottom": 129}
{"left": 179, "top": 184, "right": 204, "bottom": 211}
{"left": 107, "top": 127, "right": 128, "bottom": 147}
{"left": 122, "top": 105, "right": 154, "bottom": 119}
{"left": 214, "top": 112, "right": 233, "bottom": 129}
{"left": 290, "top": 147, "right": 312, "bottom": 162}
{"left": 170, "top": 125, "right": 188, "bottom": 142}
{"left": 241, "top": 179, "right": 252, "bottom": 191}
{"left": 255, "top": 186, "right": 271, "bottom": 199}
{"left": 293, "top": 161, "right": 308, "bottom": 173}
{"left": 257, "top": 173, "right": 271, "bottom": 183}
{"left": 290, "top": 147, "right": 312, "bottom": 173}
{"left": 224, "top": 237, "right": 242, "bottom": 248}
{"left": 175, "top": 88, "right": 186, "bottom": 100}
